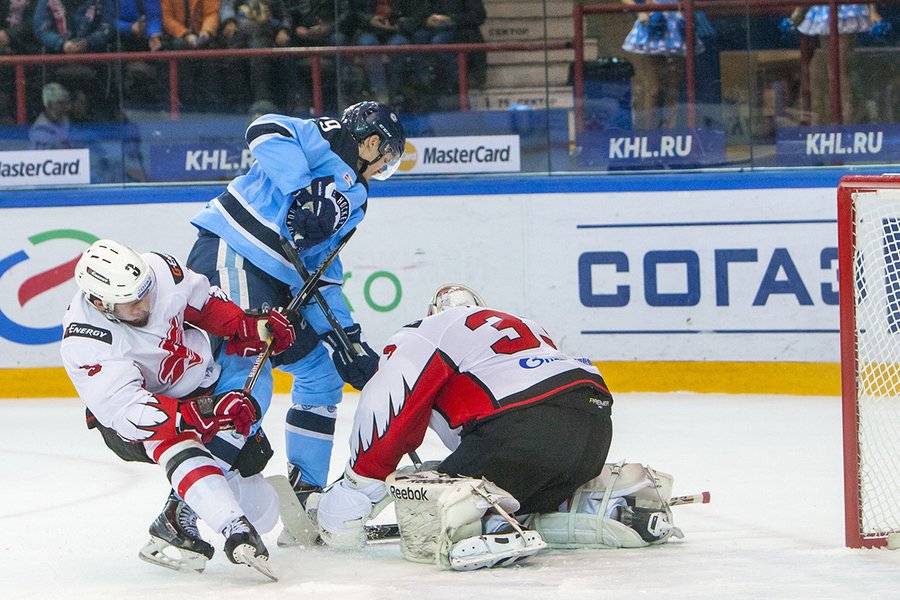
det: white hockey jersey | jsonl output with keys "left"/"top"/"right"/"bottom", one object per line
{"left": 60, "top": 252, "right": 223, "bottom": 443}
{"left": 348, "top": 306, "right": 611, "bottom": 481}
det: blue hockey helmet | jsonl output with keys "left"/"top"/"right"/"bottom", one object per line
{"left": 340, "top": 101, "right": 406, "bottom": 180}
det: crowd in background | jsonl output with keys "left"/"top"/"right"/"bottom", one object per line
{"left": 0, "top": 0, "right": 489, "bottom": 124}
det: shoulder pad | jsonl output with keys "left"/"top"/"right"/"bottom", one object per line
{"left": 64, "top": 322, "right": 113, "bottom": 344}
{"left": 151, "top": 252, "right": 185, "bottom": 284}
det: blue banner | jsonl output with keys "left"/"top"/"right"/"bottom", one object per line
{"left": 776, "top": 125, "right": 900, "bottom": 166}
{"left": 148, "top": 142, "right": 252, "bottom": 182}
{"left": 576, "top": 129, "right": 727, "bottom": 170}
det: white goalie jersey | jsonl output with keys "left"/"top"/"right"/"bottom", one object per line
{"left": 348, "top": 306, "right": 610, "bottom": 481}
{"left": 60, "top": 252, "right": 222, "bottom": 442}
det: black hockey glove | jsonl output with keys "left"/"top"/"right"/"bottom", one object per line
{"left": 320, "top": 323, "right": 379, "bottom": 390}
{"left": 286, "top": 176, "right": 349, "bottom": 249}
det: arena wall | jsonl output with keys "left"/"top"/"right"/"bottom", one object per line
{"left": 0, "top": 169, "right": 868, "bottom": 397}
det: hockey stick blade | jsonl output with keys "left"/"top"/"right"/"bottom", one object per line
{"left": 366, "top": 523, "right": 400, "bottom": 541}
{"left": 670, "top": 491, "right": 711, "bottom": 506}
{"left": 266, "top": 475, "right": 321, "bottom": 546}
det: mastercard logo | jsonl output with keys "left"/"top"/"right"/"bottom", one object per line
{"left": 398, "top": 141, "right": 418, "bottom": 172}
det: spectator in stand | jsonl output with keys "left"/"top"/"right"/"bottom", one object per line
{"left": 217, "top": 1, "right": 288, "bottom": 110}
{"left": 410, "top": 0, "right": 486, "bottom": 112}
{"left": 346, "top": 0, "right": 419, "bottom": 108}
{"left": 1, "top": 0, "right": 38, "bottom": 54}
{"left": 104, "top": 0, "right": 165, "bottom": 109}
{"left": 161, "top": 0, "right": 218, "bottom": 48}
{"left": 280, "top": 0, "right": 350, "bottom": 114}
{"left": 0, "top": 0, "right": 39, "bottom": 123}
{"left": 29, "top": 82, "right": 72, "bottom": 149}
{"left": 33, "top": 0, "right": 113, "bottom": 54}
{"left": 160, "top": 0, "right": 220, "bottom": 110}
{"left": 105, "top": 0, "right": 163, "bottom": 51}
{"left": 33, "top": 0, "right": 114, "bottom": 119}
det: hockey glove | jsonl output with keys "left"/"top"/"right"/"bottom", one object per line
{"left": 180, "top": 390, "right": 260, "bottom": 443}
{"left": 320, "top": 323, "right": 379, "bottom": 390}
{"left": 225, "top": 308, "right": 297, "bottom": 357}
{"left": 286, "top": 176, "right": 349, "bottom": 249}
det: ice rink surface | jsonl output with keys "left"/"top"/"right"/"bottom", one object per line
{"left": 3, "top": 391, "right": 900, "bottom": 599}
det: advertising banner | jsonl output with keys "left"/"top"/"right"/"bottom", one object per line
{"left": 0, "top": 185, "right": 841, "bottom": 369}
{"left": 0, "top": 149, "right": 90, "bottom": 187}
{"left": 776, "top": 125, "right": 900, "bottom": 166}
{"left": 396, "top": 135, "right": 521, "bottom": 175}
{"left": 576, "top": 129, "right": 727, "bottom": 169}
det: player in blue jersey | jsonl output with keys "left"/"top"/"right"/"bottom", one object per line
{"left": 186, "top": 101, "right": 406, "bottom": 505}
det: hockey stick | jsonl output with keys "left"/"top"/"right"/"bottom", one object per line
{"left": 241, "top": 230, "right": 355, "bottom": 394}
{"left": 278, "top": 235, "right": 364, "bottom": 358}
{"left": 364, "top": 491, "right": 711, "bottom": 542}
{"left": 277, "top": 235, "right": 422, "bottom": 468}
{"left": 670, "top": 491, "right": 711, "bottom": 506}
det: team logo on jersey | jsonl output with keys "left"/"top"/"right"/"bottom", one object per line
{"left": 64, "top": 322, "right": 113, "bottom": 344}
{"left": 152, "top": 252, "right": 184, "bottom": 284}
{"left": 332, "top": 189, "right": 351, "bottom": 232}
{"left": 79, "top": 363, "right": 102, "bottom": 376}
{"left": 158, "top": 317, "right": 202, "bottom": 385}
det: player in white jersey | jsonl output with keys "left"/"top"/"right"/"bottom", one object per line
{"left": 60, "top": 240, "right": 296, "bottom": 579}
{"left": 309, "top": 285, "right": 615, "bottom": 569}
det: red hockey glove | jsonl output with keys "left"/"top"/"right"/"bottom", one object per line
{"left": 225, "top": 308, "right": 296, "bottom": 357}
{"left": 179, "top": 390, "right": 260, "bottom": 443}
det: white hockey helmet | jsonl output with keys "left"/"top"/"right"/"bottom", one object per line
{"left": 427, "top": 284, "right": 486, "bottom": 316}
{"left": 75, "top": 239, "right": 154, "bottom": 316}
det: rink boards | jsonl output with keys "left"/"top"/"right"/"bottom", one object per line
{"left": 0, "top": 169, "right": 864, "bottom": 396}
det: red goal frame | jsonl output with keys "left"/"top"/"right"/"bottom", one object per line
{"left": 838, "top": 174, "right": 900, "bottom": 549}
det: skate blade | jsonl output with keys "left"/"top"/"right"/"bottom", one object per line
{"left": 233, "top": 543, "right": 278, "bottom": 582}
{"left": 138, "top": 536, "right": 208, "bottom": 573}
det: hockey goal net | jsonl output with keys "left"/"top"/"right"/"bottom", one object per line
{"left": 839, "top": 174, "right": 900, "bottom": 548}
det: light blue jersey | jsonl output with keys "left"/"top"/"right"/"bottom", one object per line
{"left": 192, "top": 114, "right": 368, "bottom": 293}
{"left": 187, "top": 113, "right": 373, "bottom": 488}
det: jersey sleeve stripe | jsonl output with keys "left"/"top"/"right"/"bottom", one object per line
{"left": 246, "top": 122, "right": 293, "bottom": 148}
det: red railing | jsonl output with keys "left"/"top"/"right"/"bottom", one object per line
{"left": 574, "top": 0, "right": 900, "bottom": 131}
{"left": 0, "top": 41, "right": 568, "bottom": 124}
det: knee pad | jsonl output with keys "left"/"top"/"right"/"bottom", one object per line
{"left": 533, "top": 461, "right": 684, "bottom": 549}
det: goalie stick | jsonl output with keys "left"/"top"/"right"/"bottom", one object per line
{"left": 242, "top": 229, "right": 355, "bottom": 394}
{"left": 364, "top": 490, "right": 712, "bottom": 542}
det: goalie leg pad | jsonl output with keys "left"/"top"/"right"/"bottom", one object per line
{"left": 533, "top": 462, "right": 684, "bottom": 549}
{"left": 387, "top": 470, "right": 545, "bottom": 569}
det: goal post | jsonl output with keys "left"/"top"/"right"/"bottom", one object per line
{"left": 838, "top": 174, "right": 900, "bottom": 549}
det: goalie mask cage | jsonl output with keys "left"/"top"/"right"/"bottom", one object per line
{"left": 838, "top": 174, "right": 900, "bottom": 549}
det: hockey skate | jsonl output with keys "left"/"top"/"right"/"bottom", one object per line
{"left": 268, "top": 469, "right": 322, "bottom": 547}
{"left": 223, "top": 516, "right": 278, "bottom": 582}
{"left": 138, "top": 491, "right": 214, "bottom": 573}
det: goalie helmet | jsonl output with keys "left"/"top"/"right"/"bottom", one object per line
{"left": 427, "top": 284, "right": 486, "bottom": 316}
{"left": 340, "top": 101, "right": 406, "bottom": 180}
{"left": 75, "top": 239, "right": 153, "bottom": 316}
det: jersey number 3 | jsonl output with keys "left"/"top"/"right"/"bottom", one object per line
{"left": 464, "top": 309, "right": 554, "bottom": 355}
